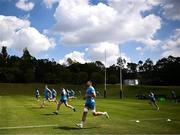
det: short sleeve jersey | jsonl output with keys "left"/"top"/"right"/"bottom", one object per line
{"left": 86, "top": 86, "right": 96, "bottom": 104}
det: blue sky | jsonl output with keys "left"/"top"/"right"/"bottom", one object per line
{"left": 0, "top": 0, "right": 180, "bottom": 66}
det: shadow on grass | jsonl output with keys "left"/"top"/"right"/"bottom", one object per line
{"left": 56, "top": 126, "right": 99, "bottom": 130}
{"left": 28, "top": 107, "right": 42, "bottom": 109}
{"left": 137, "top": 108, "right": 153, "bottom": 111}
{"left": 42, "top": 113, "right": 72, "bottom": 116}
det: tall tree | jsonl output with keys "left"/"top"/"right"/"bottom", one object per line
{"left": 117, "top": 57, "right": 126, "bottom": 69}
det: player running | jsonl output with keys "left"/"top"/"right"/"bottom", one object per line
{"left": 76, "top": 81, "right": 109, "bottom": 128}
{"left": 149, "top": 91, "right": 159, "bottom": 110}
{"left": 53, "top": 88, "right": 76, "bottom": 114}
{"left": 171, "top": 90, "right": 177, "bottom": 103}
{"left": 35, "top": 89, "right": 40, "bottom": 101}
{"left": 41, "top": 85, "right": 51, "bottom": 108}
{"left": 51, "top": 88, "right": 58, "bottom": 103}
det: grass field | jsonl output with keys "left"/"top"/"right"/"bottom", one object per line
{"left": 0, "top": 83, "right": 180, "bottom": 134}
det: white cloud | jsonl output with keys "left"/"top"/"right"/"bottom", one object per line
{"left": 85, "top": 42, "right": 120, "bottom": 66}
{"left": 59, "top": 51, "right": 87, "bottom": 65}
{"left": 16, "top": 0, "right": 35, "bottom": 11}
{"left": 136, "top": 47, "right": 142, "bottom": 51}
{"left": 0, "top": 15, "right": 55, "bottom": 55}
{"left": 59, "top": 42, "right": 131, "bottom": 66}
{"left": 53, "top": 0, "right": 161, "bottom": 66}
{"left": 53, "top": 0, "right": 161, "bottom": 47}
{"left": 86, "top": 42, "right": 131, "bottom": 66}
{"left": 13, "top": 27, "right": 55, "bottom": 55}
{"left": 162, "top": 29, "right": 180, "bottom": 57}
{"left": 158, "top": 0, "right": 180, "bottom": 20}
{"left": 43, "top": 0, "right": 59, "bottom": 8}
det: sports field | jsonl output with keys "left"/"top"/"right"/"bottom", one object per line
{"left": 0, "top": 83, "right": 180, "bottom": 134}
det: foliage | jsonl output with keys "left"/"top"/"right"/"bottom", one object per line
{"left": 0, "top": 46, "right": 180, "bottom": 85}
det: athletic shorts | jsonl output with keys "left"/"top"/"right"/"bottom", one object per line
{"left": 52, "top": 96, "right": 56, "bottom": 99}
{"left": 45, "top": 96, "right": 49, "bottom": 100}
{"left": 60, "top": 99, "right": 67, "bottom": 104}
{"left": 150, "top": 99, "right": 156, "bottom": 103}
{"left": 85, "top": 102, "right": 95, "bottom": 110}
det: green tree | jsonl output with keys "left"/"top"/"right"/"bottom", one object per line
{"left": 91, "top": 72, "right": 104, "bottom": 84}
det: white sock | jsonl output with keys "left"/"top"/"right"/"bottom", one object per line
{"left": 102, "top": 112, "right": 106, "bottom": 115}
{"left": 80, "top": 121, "right": 84, "bottom": 125}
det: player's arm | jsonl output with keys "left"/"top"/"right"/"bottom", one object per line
{"left": 85, "top": 91, "right": 96, "bottom": 98}
{"left": 92, "top": 91, "right": 96, "bottom": 98}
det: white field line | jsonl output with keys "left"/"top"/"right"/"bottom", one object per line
{"left": 0, "top": 124, "right": 59, "bottom": 130}
{"left": 130, "top": 118, "right": 171, "bottom": 121}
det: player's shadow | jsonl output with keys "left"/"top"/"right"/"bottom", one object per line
{"left": 42, "top": 113, "right": 72, "bottom": 116}
{"left": 56, "top": 126, "right": 98, "bottom": 130}
{"left": 137, "top": 108, "right": 153, "bottom": 111}
{"left": 28, "top": 107, "right": 42, "bottom": 109}
{"left": 42, "top": 113, "right": 55, "bottom": 116}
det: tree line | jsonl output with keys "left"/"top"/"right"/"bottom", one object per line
{"left": 0, "top": 46, "right": 179, "bottom": 85}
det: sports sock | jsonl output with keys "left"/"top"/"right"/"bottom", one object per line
{"left": 80, "top": 121, "right": 84, "bottom": 125}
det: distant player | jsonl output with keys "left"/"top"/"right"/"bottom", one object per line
{"left": 49, "top": 89, "right": 52, "bottom": 100}
{"left": 76, "top": 81, "right": 109, "bottom": 128}
{"left": 53, "top": 88, "right": 76, "bottom": 114}
{"left": 96, "top": 90, "right": 101, "bottom": 96}
{"left": 41, "top": 85, "right": 51, "bottom": 108}
{"left": 52, "top": 88, "right": 58, "bottom": 103}
{"left": 69, "top": 89, "right": 77, "bottom": 99}
{"left": 149, "top": 91, "right": 159, "bottom": 110}
{"left": 35, "top": 89, "right": 40, "bottom": 101}
{"left": 171, "top": 90, "right": 177, "bottom": 103}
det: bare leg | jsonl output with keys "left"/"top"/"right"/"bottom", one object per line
{"left": 64, "top": 102, "right": 74, "bottom": 109}
{"left": 64, "top": 102, "right": 76, "bottom": 111}
{"left": 76, "top": 109, "right": 109, "bottom": 128}
{"left": 41, "top": 99, "right": 46, "bottom": 108}
{"left": 149, "top": 101, "right": 153, "bottom": 107}
{"left": 92, "top": 111, "right": 105, "bottom": 116}
{"left": 56, "top": 101, "right": 63, "bottom": 112}
{"left": 82, "top": 112, "right": 88, "bottom": 122}
{"left": 153, "top": 102, "right": 159, "bottom": 110}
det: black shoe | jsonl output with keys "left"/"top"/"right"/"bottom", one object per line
{"left": 73, "top": 108, "right": 76, "bottom": 112}
{"left": 53, "top": 112, "right": 59, "bottom": 115}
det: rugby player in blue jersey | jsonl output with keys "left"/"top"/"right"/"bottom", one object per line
{"left": 35, "top": 89, "right": 40, "bottom": 101}
{"left": 149, "top": 91, "right": 159, "bottom": 110}
{"left": 76, "top": 81, "right": 109, "bottom": 128}
{"left": 40, "top": 85, "right": 51, "bottom": 108}
{"left": 51, "top": 88, "right": 57, "bottom": 102}
{"left": 53, "top": 88, "right": 76, "bottom": 114}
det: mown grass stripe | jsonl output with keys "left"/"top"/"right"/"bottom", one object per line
{"left": 0, "top": 124, "right": 59, "bottom": 130}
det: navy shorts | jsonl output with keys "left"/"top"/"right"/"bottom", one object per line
{"left": 45, "top": 96, "right": 49, "bottom": 100}
{"left": 85, "top": 102, "right": 95, "bottom": 110}
{"left": 60, "top": 99, "right": 67, "bottom": 104}
{"left": 150, "top": 99, "right": 156, "bottom": 103}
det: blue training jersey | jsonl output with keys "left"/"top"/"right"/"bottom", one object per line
{"left": 60, "top": 89, "right": 68, "bottom": 101}
{"left": 149, "top": 92, "right": 156, "bottom": 101}
{"left": 45, "top": 88, "right": 50, "bottom": 97}
{"left": 85, "top": 86, "right": 95, "bottom": 104}
{"left": 52, "top": 89, "right": 57, "bottom": 97}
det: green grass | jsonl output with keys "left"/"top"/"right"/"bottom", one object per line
{"left": 0, "top": 83, "right": 180, "bottom": 98}
{"left": 0, "top": 83, "right": 180, "bottom": 134}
